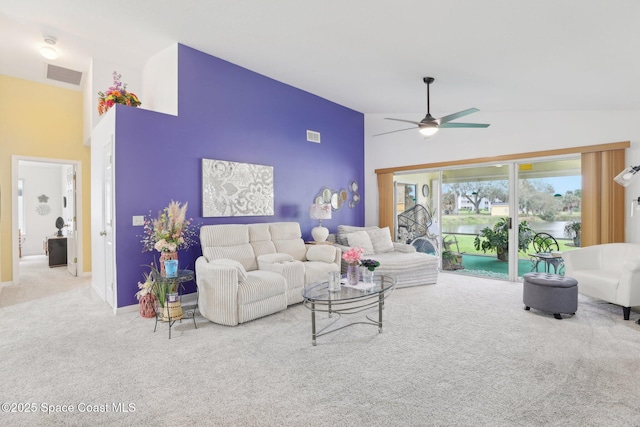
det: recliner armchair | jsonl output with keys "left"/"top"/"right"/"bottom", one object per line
{"left": 563, "top": 243, "right": 640, "bottom": 320}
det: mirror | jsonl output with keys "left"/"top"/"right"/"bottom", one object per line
{"left": 322, "top": 188, "right": 332, "bottom": 203}
{"left": 331, "top": 192, "right": 341, "bottom": 210}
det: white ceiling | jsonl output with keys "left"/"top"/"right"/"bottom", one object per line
{"left": 2, "top": 0, "right": 640, "bottom": 116}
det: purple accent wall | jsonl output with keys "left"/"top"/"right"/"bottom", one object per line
{"left": 114, "top": 44, "right": 364, "bottom": 307}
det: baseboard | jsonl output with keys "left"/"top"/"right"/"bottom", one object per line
{"left": 115, "top": 304, "right": 139, "bottom": 315}
{"left": 1, "top": 281, "right": 14, "bottom": 288}
{"left": 115, "top": 292, "right": 197, "bottom": 315}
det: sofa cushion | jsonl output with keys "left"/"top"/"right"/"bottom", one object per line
{"left": 201, "top": 224, "right": 249, "bottom": 247}
{"left": 270, "top": 222, "right": 307, "bottom": 261}
{"left": 306, "top": 245, "right": 337, "bottom": 263}
{"left": 249, "top": 223, "right": 277, "bottom": 257}
{"left": 367, "top": 227, "right": 394, "bottom": 254}
{"left": 337, "top": 225, "right": 379, "bottom": 245}
{"left": 203, "top": 244, "right": 257, "bottom": 271}
{"left": 238, "top": 270, "right": 288, "bottom": 305}
{"left": 347, "top": 230, "right": 374, "bottom": 255}
{"left": 209, "top": 258, "right": 248, "bottom": 283}
{"left": 257, "top": 253, "right": 295, "bottom": 264}
{"left": 304, "top": 261, "right": 340, "bottom": 285}
{"left": 366, "top": 251, "right": 437, "bottom": 273}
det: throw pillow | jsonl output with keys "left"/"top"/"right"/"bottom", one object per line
{"left": 367, "top": 227, "right": 395, "bottom": 254}
{"left": 306, "top": 245, "right": 337, "bottom": 263}
{"left": 337, "top": 225, "right": 379, "bottom": 245}
{"left": 346, "top": 230, "right": 374, "bottom": 255}
{"left": 209, "top": 259, "right": 248, "bottom": 282}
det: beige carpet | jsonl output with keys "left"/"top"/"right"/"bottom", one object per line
{"left": 0, "top": 255, "right": 90, "bottom": 308}
{"left": 1, "top": 272, "right": 639, "bottom": 426}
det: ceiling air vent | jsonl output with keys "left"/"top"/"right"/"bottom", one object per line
{"left": 307, "top": 130, "right": 321, "bottom": 143}
{"left": 46, "top": 64, "right": 83, "bottom": 86}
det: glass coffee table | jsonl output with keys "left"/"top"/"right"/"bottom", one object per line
{"left": 302, "top": 274, "right": 395, "bottom": 346}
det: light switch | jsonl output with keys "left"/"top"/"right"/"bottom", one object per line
{"left": 132, "top": 215, "right": 145, "bottom": 226}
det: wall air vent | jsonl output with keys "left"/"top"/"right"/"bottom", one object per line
{"left": 46, "top": 64, "right": 83, "bottom": 86}
{"left": 307, "top": 130, "right": 321, "bottom": 143}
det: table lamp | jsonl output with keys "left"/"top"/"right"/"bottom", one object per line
{"left": 310, "top": 204, "right": 331, "bottom": 242}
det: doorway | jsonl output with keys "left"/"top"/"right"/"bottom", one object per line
{"left": 10, "top": 156, "right": 83, "bottom": 293}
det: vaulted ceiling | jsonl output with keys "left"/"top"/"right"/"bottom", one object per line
{"left": 2, "top": 0, "right": 639, "bottom": 116}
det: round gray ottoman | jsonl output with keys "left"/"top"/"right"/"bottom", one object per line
{"left": 523, "top": 272, "right": 578, "bottom": 319}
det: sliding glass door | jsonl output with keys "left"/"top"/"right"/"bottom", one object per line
{"left": 441, "top": 164, "right": 513, "bottom": 279}
{"left": 516, "top": 158, "right": 582, "bottom": 277}
{"left": 393, "top": 156, "right": 581, "bottom": 281}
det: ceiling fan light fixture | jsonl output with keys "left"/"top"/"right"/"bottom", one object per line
{"left": 376, "top": 76, "right": 490, "bottom": 138}
{"left": 419, "top": 125, "right": 439, "bottom": 137}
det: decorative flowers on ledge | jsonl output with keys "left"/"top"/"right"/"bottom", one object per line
{"left": 98, "top": 71, "right": 142, "bottom": 115}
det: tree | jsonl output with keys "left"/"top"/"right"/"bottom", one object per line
{"left": 560, "top": 190, "right": 581, "bottom": 213}
{"left": 445, "top": 181, "right": 507, "bottom": 214}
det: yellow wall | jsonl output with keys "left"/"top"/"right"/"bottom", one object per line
{"left": 0, "top": 75, "right": 91, "bottom": 283}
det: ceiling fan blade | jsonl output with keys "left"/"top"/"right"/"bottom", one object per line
{"left": 373, "top": 127, "right": 417, "bottom": 136}
{"left": 439, "top": 122, "right": 490, "bottom": 128}
{"left": 438, "top": 108, "right": 480, "bottom": 124}
{"left": 384, "top": 118, "right": 422, "bottom": 126}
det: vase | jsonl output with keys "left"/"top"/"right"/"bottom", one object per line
{"left": 139, "top": 293, "right": 156, "bottom": 319}
{"left": 361, "top": 268, "right": 374, "bottom": 284}
{"left": 157, "top": 294, "right": 183, "bottom": 322}
{"left": 159, "top": 251, "right": 178, "bottom": 277}
{"left": 347, "top": 263, "right": 359, "bottom": 285}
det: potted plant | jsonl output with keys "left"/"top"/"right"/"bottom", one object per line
{"left": 138, "top": 263, "right": 181, "bottom": 321}
{"left": 135, "top": 270, "right": 156, "bottom": 319}
{"left": 441, "top": 249, "right": 463, "bottom": 270}
{"left": 563, "top": 221, "right": 581, "bottom": 246}
{"left": 360, "top": 259, "right": 380, "bottom": 283}
{"left": 473, "top": 218, "right": 535, "bottom": 261}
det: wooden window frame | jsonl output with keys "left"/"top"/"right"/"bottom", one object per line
{"left": 375, "top": 141, "right": 630, "bottom": 245}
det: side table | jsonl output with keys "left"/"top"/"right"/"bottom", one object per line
{"left": 153, "top": 269, "right": 198, "bottom": 339}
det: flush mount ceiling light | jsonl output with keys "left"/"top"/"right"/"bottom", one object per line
{"left": 40, "top": 36, "right": 58, "bottom": 60}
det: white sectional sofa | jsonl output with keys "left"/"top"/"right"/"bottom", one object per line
{"left": 332, "top": 225, "right": 439, "bottom": 288}
{"left": 195, "top": 222, "right": 341, "bottom": 326}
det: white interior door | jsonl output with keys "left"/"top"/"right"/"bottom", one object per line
{"left": 103, "top": 140, "right": 115, "bottom": 307}
{"left": 66, "top": 166, "right": 78, "bottom": 276}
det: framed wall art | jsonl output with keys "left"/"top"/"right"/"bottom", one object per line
{"left": 202, "top": 158, "right": 274, "bottom": 217}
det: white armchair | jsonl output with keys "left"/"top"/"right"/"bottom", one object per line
{"left": 563, "top": 243, "right": 640, "bottom": 320}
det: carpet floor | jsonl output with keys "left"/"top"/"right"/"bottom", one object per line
{"left": 1, "top": 272, "right": 639, "bottom": 426}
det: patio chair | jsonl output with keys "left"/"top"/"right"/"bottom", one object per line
{"left": 530, "top": 232, "right": 563, "bottom": 274}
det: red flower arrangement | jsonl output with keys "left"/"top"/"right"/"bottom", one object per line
{"left": 97, "top": 71, "right": 142, "bottom": 115}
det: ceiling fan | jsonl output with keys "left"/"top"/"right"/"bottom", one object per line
{"left": 375, "top": 77, "right": 490, "bottom": 138}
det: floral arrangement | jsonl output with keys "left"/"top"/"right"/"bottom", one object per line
{"left": 135, "top": 263, "right": 176, "bottom": 308}
{"left": 141, "top": 200, "right": 199, "bottom": 253}
{"left": 361, "top": 259, "right": 380, "bottom": 271}
{"left": 97, "top": 71, "right": 142, "bottom": 115}
{"left": 135, "top": 271, "right": 154, "bottom": 301}
{"left": 342, "top": 246, "right": 364, "bottom": 265}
